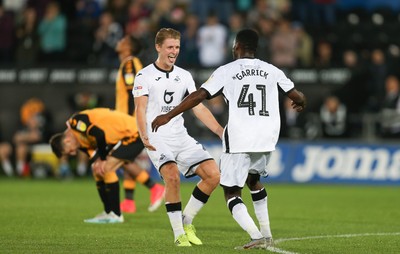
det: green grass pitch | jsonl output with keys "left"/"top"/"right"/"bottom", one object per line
{"left": 0, "top": 178, "right": 399, "bottom": 253}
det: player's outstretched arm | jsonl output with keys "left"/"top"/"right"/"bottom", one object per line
{"left": 192, "top": 103, "right": 224, "bottom": 139}
{"left": 151, "top": 88, "right": 208, "bottom": 132}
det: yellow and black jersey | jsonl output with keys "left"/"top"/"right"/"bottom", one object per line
{"left": 115, "top": 56, "right": 143, "bottom": 115}
{"left": 68, "top": 108, "right": 139, "bottom": 160}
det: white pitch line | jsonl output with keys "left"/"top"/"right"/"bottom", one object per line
{"left": 267, "top": 232, "right": 400, "bottom": 254}
{"left": 267, "top": 246, "right": 299, "bottom": 254}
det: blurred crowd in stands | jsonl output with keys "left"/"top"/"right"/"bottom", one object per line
{"left": 0, "top": 0, "right": 399, "bottom": 69}
{"left": 1, "top": 0, "right": 400, "bottom": 177}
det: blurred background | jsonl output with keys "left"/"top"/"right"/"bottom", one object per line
{"left": 0, "top": 0, "right": 399, "bottom": 184}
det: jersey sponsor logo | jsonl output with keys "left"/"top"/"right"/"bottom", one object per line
{"left": 164, "top": 90, "right": 174, "bottom": 104}
{"left": 155, "top": 77, "right": 161, "bottom": 81}
{"left": 124, "top": 73, "right": 134, "bottom": 85}
{"left": 233, "top": 68, "right": 268, "bottom": 81}
{"left": 134, "top": 86, "right": 142, "bottom": 90}
{"left": 161, "top": 105, "right": 175, "bottom": 112}
{"left": 76, "top": 120, "right": 87, "bottom": 132}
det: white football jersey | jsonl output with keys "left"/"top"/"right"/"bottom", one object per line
{"left": 201, "top": 58, "right": 295, "bottom": 153}
{"left": 133, "top": 63, "right": 196, "bottom": 138}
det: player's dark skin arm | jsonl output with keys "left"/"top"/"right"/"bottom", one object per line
{"left": 287, "top": 89, "right": 307, "bottom": 112}
{"left": 152, "top": 88, "right": 208, "bottom": 132}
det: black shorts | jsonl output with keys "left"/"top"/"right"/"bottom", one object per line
{"left": 109, "top": 138, "right": 145, "bottom": 162}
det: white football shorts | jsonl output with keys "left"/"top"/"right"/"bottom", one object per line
{"left": 147, "top": 134, "right": 213, "bottom": 177}
{"left": 220, "top": 152, "right": 271, "bottom": 188}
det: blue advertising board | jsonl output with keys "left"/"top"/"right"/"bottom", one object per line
{"left": 197, "top": 140, "right": 400, "bottom": 185}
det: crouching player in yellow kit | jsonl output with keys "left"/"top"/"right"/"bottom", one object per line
{"left": 49, "top": 108, "right": 157, "bottom": 223}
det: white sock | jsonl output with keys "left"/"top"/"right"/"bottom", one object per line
{"left": 167, "top": 209, "right": 185, "bottom": 239}
{"left": 251, "top": 190, "right": 272, "bottom": 238}
{"left": 183, "top": 195, "right": 205, "bottom": 225}
{"left": 229, "top": 197, "right": 263, "bottom": 240}
{"left": 2, "top": 160, "right": 13, "bottom": 176}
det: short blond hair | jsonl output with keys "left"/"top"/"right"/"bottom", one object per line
{"left": 155, "top": 28, "right": 181, "bottom": 46}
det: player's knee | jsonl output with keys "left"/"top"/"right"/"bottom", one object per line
{"left": 223, "top": 186, "right": 241, "bottom": 198}
{"left": 160, "top": 163, "right": 180, "bottom": 185}
{"left": 246, "top": 173, "right": 260, "bottom": 189}
{"left": 208, "top": 170, "right": 220, "bottom": 188}
{"left": 164, "top": 173, "right": 180, "bottom": 186}
{"left": 198, "top": 161, "right": 220, "bottom": 186}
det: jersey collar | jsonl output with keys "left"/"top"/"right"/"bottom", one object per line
{"left": 153, "top": 63, "right": 174, "bottom": 78}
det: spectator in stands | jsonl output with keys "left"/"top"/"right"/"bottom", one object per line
{"left": 235, "top": 0, "right": 253, "bottom": 13}
{"left": 247, "top": 0, "right": 279, "bottom": 27}
{"left": 0, "top": 3, "right": 15, "bottom": 64}
{"left": 291, "top": 0, "right": 312, "bottom": 25}
{"left": 379, "top": 75, "right": 400, "bottom": 138}
{"left": 189, "top": 0, "right": 234, "bottom": 25}
{"left": 128, "top": 17, "right": 155, "bottom": 66}
{"left": 75, "top": 0, "right": 102, "bottom": 35}
{"left": 314, "top": 40, "right": 336, "bottom": 68}
{"left": 13, "top": 98, "right": 53, "bottom": 177}
{"left": 27, "top": 0, "right": 51, "bottom": 19}
{"left": 1, "top": 0, "right": 26, "bottom": 13}
{"left": 367, "top": 48, "right": 388, "bottom": 112}
{"left": 280, "top": 96, "right": 307, "bottom": 139}
{"left": 178, "top": 13, "right": 200, "bottom": 68}
{"left": 197, "top": 11, "right": 228, "bottom": 68}
{"left": 156, "top": 3, "right": 186, "bottom": 33}
{"left": 293, "top": 22, "right": 313, "bottom": 67}
{"left": 92, "top": 11, "right": 123, "bottom": 67}
{"left": 268, "top": 0, "right": 292, "bottom": 18}
{"left": 167, "top": 5, "right": 187, "bottom": 32}
{"left": 226, "top": 12, "right": 244, "bottom": 62}
{"left": 270, "top": 18, "right": 298, "bottom": 68}
{"left": 336, "top": 50, "right": 369, "bottom": 114}
{"left": 15, "top": 7, "right": 39, "bottom": 66}
{"left": 105, "top": 0, "right": 128, "bottom": 27}
{"left": 150, "top": 0, "right": 173, "bottom": 30}
{"left": 37, "top": 1, "right": 67, "bottom": 63}
{"left": 125, "top": 0, "right": 151, "bottom": 36}
{"left": 319, "top": 95, "right": 348, "bottom": 138}
{"left": 255, "top": 16, "right": 275, "bottom": 62}
{"left": 311, "top": 0, "right": 337, "bottom": 27}
{"left": 67, "top": 0, "right": 101, "bottom": 63}
{"left": 75, "top": 0, "right": 102, "bottom": 21}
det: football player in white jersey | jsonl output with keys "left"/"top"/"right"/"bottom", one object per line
{"left": 152, "top": 29, "right": 307, "bottom": 250}
{"left": 133, "top": 28, "right": 223, "bottom": 247}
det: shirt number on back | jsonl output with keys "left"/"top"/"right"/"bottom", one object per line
{"left": 237, "top": 84, "right": 269, "bottom": 116}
